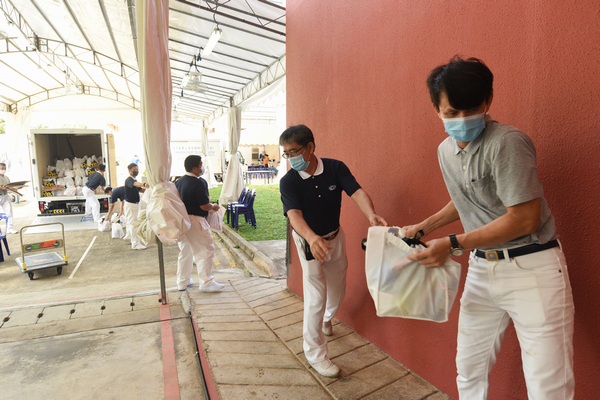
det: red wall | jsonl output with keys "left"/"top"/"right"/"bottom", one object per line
{"left": 286, "top": 1, "right": 600, "bottom": 398}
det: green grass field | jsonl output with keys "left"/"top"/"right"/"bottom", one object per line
{"left": 209, "top": 184, "right": 287, "bottom": 241}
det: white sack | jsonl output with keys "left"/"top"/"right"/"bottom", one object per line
{"left": 145, "top": 181, "right": 191, "bottom": 244}
{"left": 64, "top": 186, "right": 77, "bottom": 196}
{"left": 98, "top": 219, "right": 111, "bottom": 232}
{"left": 365, "top": 226, "right": 461, "bottom": 323}
{"left": 64, "top": 158, "right": 73, "bottom": 169}
{"left": 207, "top": 205, "right": 226, "bottom": 232}
{"left": 111, "top": 222, "right": 124, "bottom": 239}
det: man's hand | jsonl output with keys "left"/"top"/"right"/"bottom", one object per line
{"left": 406, "top": 236, "right": 452, "bottom": 268}
{"left": 308, "top": 235, "right": 333, "bottom": 262}
{"left": 369, "top": 214, "right": 388, "bottom": 227}
{"left": 212, "top": 204, "right": 220, "bottom": 212}
{"left": 402, "top": 223, "right": 427, "bottom": 239}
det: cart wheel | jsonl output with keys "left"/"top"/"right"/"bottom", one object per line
{"left": 57, "top": 267, "right": 63, "bottom": 275}
{"left": 28, "top": 272, "right": 34, "bottom": 280}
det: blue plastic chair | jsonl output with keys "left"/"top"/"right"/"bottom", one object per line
{"left": 231, "top": 189, "right": 257, "bottom": 230}
{"left": 226, "top": 187, "right": 248, "bottom": 224}
{"left": 0, "top": 213, "right": 10, "bottom": 262}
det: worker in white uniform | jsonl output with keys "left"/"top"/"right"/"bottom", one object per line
{"left": 124, "top": 163, "right": 149, "bottom": 250}
{"left": 0, "top": 162, "right": 17, "bottom": 233}
{"left": 279, "top": 125, "right": 387, "bottom": 378}
{"left": 82, "top": 164, "right": 106, "bottom": 222}
{"left": 175, "top": 155, "right": 223, "bottom": 292}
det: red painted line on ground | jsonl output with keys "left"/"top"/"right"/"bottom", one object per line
{"left": 159, "top": 293, "right": 181, "bottom": 400}
{"left": 190, "top": 308, "right": 221, "bottom": 400}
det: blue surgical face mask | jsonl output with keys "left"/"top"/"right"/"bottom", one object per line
{"left": 288, "top": 153, "right": 310, "bottom": 172}
{"left": 442, "top": 110, "right": 487, "bottom": 142}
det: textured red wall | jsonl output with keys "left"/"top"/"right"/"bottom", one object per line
{"left": 286, "top": 1, "right": 600, "bottom": 398}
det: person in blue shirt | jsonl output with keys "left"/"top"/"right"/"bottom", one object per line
{"left": 175, "top": 155, "right": 223, "bottom": 292}
{"left": 124, "top": 163, "right": 149, "bottom": 250}
{"left": 279, "top": 125, "right": 387, "bottom": 378}
{"left": 82, "top": 164, "right": 106, "bottom": 222}
{"left": 104, "top": 186, "right": 125, "bottom": 221}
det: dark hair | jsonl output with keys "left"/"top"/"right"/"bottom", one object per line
{"left": 127, "top": 163, "right": 138, "bottom": 171}
{"left": 184, "top": 155, "right": 202, "bottom": 172}
{"left": 0, "top": 163, "right": 5, "bottom": 167}
{"left": 279, "top": 124, "right": 315, "bottom": 147}
{"left": 104, "top": 186, "right": 113, "bottom": 194}
{"left": 98, "top": 163, "right": 106, "bottom": 172}
{"left": 427, "top": 56, "right": 494, "bottom": 111}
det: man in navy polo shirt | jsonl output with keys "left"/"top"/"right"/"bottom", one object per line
{"left": 175, "top": 155, "right": 223, "bottom": 292}
{"left": 82, "top": 164, "right": 106, "bottom": 222}
{"left": 104, "top": 186, "right": 125, "bottom": 221}
{"left": 124, "top": 163, "right": 149, "bottom": 250}
{"left": 279, "top": 125, "right": 387, "bottom": 378}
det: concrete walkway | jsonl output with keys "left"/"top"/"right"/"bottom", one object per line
{"left": 188, "top": 277, "right": 451, "bottom": 400}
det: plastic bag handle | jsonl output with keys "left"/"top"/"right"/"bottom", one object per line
{"left": 361, "top": 238, "right": 367, "bottom": 251}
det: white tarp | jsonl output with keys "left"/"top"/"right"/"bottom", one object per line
{"left": 136, "top": 0, "right": 190, "bottom": 244}
{"left": 218, "top": 106, "right": 244, "bottom": 206}
{"left": 201, "top": 126, "right": 218, "bottom": 189}
{"left": 3, "top": 106, "right": 33, "bottom": 185}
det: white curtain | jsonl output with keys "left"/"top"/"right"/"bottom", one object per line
{"left": 218, "top": 106, "right": 244, "bottom": 205}
{"left": 201, "top": 126, "right": 218, "bottom": 189}
{"left": 4, "top": 107, "right": 33, "bottom": 186}
{"left": 136, "top": 0, "right": 190, "bottom": 243}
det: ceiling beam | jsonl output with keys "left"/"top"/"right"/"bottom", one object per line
{"left": 174, "top": 0, "right": 285, "bottom": 37}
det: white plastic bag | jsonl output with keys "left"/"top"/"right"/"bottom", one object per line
{"left": 64, "top": 186, "right": 77, "bottom": 196}
{"left": 111, "top": 222, "right": 124, "bottom": 239}
{"left": 207, "top": 205, "right": 226, "bottom": 232}
{"left": 364, "top": 226, "right": 461, "bottom": 322}
{"left": 98, "top": 219, "right": 111, "bottom": 232}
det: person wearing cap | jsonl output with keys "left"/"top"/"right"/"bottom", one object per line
{"left": 0, "top": 162, "right": 17, "bottom": 234}
{"left": 82, "top": 164, "right": 106, "bottom": 222}
{"left": 403, "top": 56, "right": 574, "bottom": 398}
{"left": 279, "top": 125, "right": 387, "bottom": 378}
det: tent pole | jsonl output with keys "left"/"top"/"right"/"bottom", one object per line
{"left": 158, "top": 240, "right": 167, "bottom": 305}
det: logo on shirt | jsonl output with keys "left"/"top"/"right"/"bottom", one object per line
{"left": 329, "top": 185, "right": 336, "bottom": 191}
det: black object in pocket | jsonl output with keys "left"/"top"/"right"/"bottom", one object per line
{"left": 304, "top": 238, "right": 315, "bottom": 261}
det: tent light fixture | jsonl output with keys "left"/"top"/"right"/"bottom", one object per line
{"left": 202, "top": 27, "right": 222, "bottom": 56}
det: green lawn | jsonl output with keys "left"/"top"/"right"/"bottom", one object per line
{"left": 209, "top": 184, "right": 287, "bottom": 241}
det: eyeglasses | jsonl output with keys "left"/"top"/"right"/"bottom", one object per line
{"left": 281, "top": 144, "right": 307, "bottom": 159}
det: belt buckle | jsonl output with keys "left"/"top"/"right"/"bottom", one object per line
{"left": 484, "top": 250, "right": 500, "bottom": 261}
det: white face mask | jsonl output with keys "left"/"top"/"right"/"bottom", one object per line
{"left": 0, "top": 169, "right": 5, "bottom": 175}
{"left": 200, "top": 166, "right": 206, "bottom": 176}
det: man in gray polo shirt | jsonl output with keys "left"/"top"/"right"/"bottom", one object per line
{"left": 404, "top": 56, "right": 574, "bottom": 399}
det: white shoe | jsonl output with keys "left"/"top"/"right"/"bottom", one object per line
{"left": 200, "top": 281, "right": 225, "bottom": 292}
{"left": 8, "top": 229, "right": 18, "bottom": 234}
{"left": 178, "top": 278, "right": 193, "bottom": 291}
{"left": 322, "top": 320, "right": 333, "bottom": 336}
{"left": 132, "top": 244, "right": 146, "bottom": 250}
{"left": 311, "top": 359, "right": 340, "bottom": 377}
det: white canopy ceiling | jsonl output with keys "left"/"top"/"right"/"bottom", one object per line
{"left": 0, "top": 0, "right": 286, "bottom": 124}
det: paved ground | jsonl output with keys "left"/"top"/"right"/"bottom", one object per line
{"left": 0, "top": 199, "right": 451, "bottom": 399}
{"left": 190, "top": 277, "right": 451, "bottom": 400}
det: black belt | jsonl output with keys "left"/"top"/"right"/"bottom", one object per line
{"left": 324, "top": 228, "right": 340, "bottom": 241}
{"left": 475, "top": 240, "right": 559, "bottom": 261}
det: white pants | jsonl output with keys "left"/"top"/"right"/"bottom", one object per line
{"left": 457, "top": 246, "right": 575, "bottom": 399}
{"left": 177, "top": 215, "right": 215, "bottom": 288}
{"left": 292, "top": 228, "right": 348, "bottom": 364}
{"left": 0, "top": 194, "right": 13, "bottom": 230}
{"left": 82, "top": 186, "right": 100, "bottom": 221}
{"left": 124, "top": 202, "right": 142, "bottom": 248}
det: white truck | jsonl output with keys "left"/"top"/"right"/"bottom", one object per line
{"left": 29, "top": 129, "right": 116, "bottom": 216}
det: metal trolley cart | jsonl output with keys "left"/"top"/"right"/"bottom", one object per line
{"left": 15, "top": 222, "right": 68, "bottom": 280}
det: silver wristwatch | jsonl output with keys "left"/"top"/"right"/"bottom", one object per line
{"left": 449, "top": 234, "right": 464, "bottom": 256}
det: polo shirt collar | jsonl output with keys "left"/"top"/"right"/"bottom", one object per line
{"left": 453, "top": 114, "right": 494, "bottom": 155}
{"left": 298, "top": 156, "right": 323, "bottom": 180}
{"left": 185, "top": 172, "right": 199, "bottom": 178}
